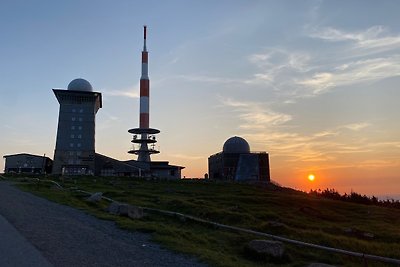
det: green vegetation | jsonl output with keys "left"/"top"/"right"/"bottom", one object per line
{"left": 6, "top": 175, "right": 400, "bottom": 267}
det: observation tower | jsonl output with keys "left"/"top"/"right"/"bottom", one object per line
{"left": 128, "top": 26, "right": 160, "bottom": 162}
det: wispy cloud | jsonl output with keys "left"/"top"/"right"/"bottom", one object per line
{"left": 103, "top": 85, "right": 139, "bottom": 98}
{"left": 219, "top": 97, "right": 292, "bottom": 129}
{"left": 341, "top": 122, "right": 370, "bottom": 131}
{"left": 308, "top": 25, "right": 400, "bottom": 51}
{"left": 297, "top": 56, "right": 400, "bottom": 94}
{"left": 245, "top": 26, "right": 400, "bottom": 101}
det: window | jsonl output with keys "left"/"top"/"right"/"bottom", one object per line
{"left": 69, "top": 151, "right": 74, "bottom": 156}
{"left": 76, "top": 151, "right": 82, "bottom": 156}
{"left": 68, "top": 159, "right": 74, "bottom": 164}
{"left": 78, "top": 134, "right": 82, "bottom": 139}
{"left": 70, "top": 143, "right": 74, "bottom": 148}
{"left": 72, "top": 117, "right": 76, "bottom": 121}
{"left": 70, "top": 134, "right": 75, "bottom": 139}
{"left": 77, "top": 143, "right": 81, "bottom": 148}
{"left": 78, "top": 126, "right": 82, "bottom": 130}
{"left": 79, "top": 109, "right": 83, "bottom": 113}
{"left": 71, "top": 126, "right": 75, "bottom": 130}
{"left": 72, "top": 109, "right": 76, "bottom": 113}
{"left": 78, "top": 117, "right": 82, "bottom": 122}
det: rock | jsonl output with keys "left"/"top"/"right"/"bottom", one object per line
{"left": 127, "top": 205, "right": 144, "bottom": 219}
{"left": 107, "top": 202, "right": 121, "bottom": 215}
{"left": 107, "top": 202, "right": 144, "bottom": 219}
{"left": 363, "top": 232, "right": 374, "bottom": 239}
{"left": 308, "top": 263, "right": 337, "bottom": 267}
{"left": 247, "top": 240, "right": 285, "bottom": 258}
{"left": 86, "top": 192, "right": 103, "bottom": 202}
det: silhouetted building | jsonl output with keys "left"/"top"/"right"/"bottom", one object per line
{"left": 52, "top": 78, "right": 102, "bottom": 175}
{"left": 3, "top": 153, "right": 52, "bottom": 174}
{"left": 208, "top": 136, "right": 270, "bottom": 182}
{"left": 95, "top": 153, "right": 183, "bottom": 179}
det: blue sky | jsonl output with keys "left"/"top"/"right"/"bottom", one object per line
{"left": 1, "top": 0, "right": 399, "bottom": 196}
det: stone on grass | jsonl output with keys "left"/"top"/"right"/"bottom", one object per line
{"left": 127, "top": 205, "right": 144, "bottom": 219}
{"left": 107, "top": 202, "right": 144, "bottom": 219}
{"left": 247, "top": 240, "right": 285, "bottom": 258}
{"left": 86, "top": 192, "right": 103, "bottom": 202}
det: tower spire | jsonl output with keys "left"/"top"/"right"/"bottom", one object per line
{"left": 128, "top": 25, "right": 160, "bottom": 162}
{"left": 143, "top": 25, "right": 147, "bottom": 51}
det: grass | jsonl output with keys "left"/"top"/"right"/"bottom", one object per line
{"left": 6, "top": 175, "right": 400, "bottom": 267}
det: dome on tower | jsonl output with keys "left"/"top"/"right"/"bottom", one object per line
{"left": 67, "top": 78, "right": 93, "bottom": 92}
{"left": 223, "top": 136, "right": 250, "bottom": 154}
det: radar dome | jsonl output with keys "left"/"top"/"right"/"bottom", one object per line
{"left": 67, "top": 78, "right": 93, "bottom": 92}
{"left": 223, "top": 136, "right": 250, "bottom": 154}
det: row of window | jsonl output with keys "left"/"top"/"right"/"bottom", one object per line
{"left": 70, "top": 134, "right": 82, "bottom": 139}
{"left": 72, "top": 108, "right": 84, "bottom": 113}
{"left": 68, "top": 159, "right": 81, "bottom": 165}
{"left": 71, "top": 117, "right": 83, "bottom": 122}
{"left": 69, "top": 151, "right": 82, "bottom": 156}
{"left": 70, "top": 143, "right": 82, "bottom": 148}
{"left": 71, "top": 125, "right": 83, "bottom": 130}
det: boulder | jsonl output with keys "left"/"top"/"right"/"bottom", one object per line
{"left": 107, "top": 202, "right": 144, "bottom": 219}
{"left": 247, "top": 240, "right": 285, "bottom": 258}
{"left": 127, "top": 205, "right": 144, "bottom": 219}
{"left": 107, "top": 202, "right": 121, "bottom": 215}
{"left": 86, "top": 192, "right": 103, "bottom": 202}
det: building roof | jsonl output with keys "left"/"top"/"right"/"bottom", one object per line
{"left": 223, "top": 136, "right": 250, "bottom": 154}
{"left": 68, "top": 78, "right": 93, "bottom": 92}
{"left": 3, "top": 153, "right": 52, "bottom": 160}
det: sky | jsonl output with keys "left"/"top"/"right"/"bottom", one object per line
{"left": 1, "top": 0, "right": 399, "bottom": 198}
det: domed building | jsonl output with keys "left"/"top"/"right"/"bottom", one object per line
{"left": 52, "top": 78, "right": 102, "bottom": 175}
{"left": 208, "top": 136, "right": 270, "bottom": 181}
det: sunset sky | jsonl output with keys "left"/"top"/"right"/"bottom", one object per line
{"left": 1, "top": 0, "right": 399, "bottom": 197}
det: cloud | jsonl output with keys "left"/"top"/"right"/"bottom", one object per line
{"left": 245, "top": 26, "right": 400, "bottom": 101}
{"left": 341, "top": 122, "right": 370, "bottom": 131}
{"left": 103, "top": 84, "right": 139, "bottom": 98}
{"left": 308, "top": 25, "right": 400, "bottom": 51}
{"left": 219, "top": 97, "right": 292, "bottom": 129}
{"left": 297, "top": 56, "right": 400, "bottom": 95}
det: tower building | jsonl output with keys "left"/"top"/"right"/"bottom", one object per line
{"left": 128, "top": 26, "right": 160, "bottom": 162}
{"left": 52, "top": 78, "right": 102, "bottom": 175}
{"left": 208, "top": 136, "right": 270, "bottom": 182}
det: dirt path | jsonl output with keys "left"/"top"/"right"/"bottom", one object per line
{"left": 0, "top": 181, "right": 207, "bottom": 267}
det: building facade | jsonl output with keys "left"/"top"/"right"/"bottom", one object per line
{"left": 52, "top": 78, "right": 102, "bottom": 175}
{"left": 3, "top": 153, "right": 52, "bottom": 174}
{"left": 208, "top": 136, "right": 270, "bottom": 182}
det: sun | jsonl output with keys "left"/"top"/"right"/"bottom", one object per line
{"left": 308, "top": 174, "right": 315, "bottom": 181}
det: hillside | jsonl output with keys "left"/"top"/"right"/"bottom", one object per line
{"left": 9, "top": 176, "right": 400, "bottom": 266}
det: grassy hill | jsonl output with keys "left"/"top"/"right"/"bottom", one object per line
{"left": 9, "top": 176, "right": 400, "bottom": 266}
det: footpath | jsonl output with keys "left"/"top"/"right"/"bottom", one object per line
{"left": 0, "top": 181, "right": 206, "bottom": 267}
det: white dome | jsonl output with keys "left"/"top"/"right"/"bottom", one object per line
{"left": 223, "top": 136, "right": 250, "bottom": 154}
{"left": 67, "top": 78, "right": 93, "bottom": 92}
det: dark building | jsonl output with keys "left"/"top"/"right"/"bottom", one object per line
{"left": 52, "top": 78, "right": 102, "bottom": 175}
{"left": 208, "top": 136, "right": 270, "bottom": 182}
{"left": 3, "top": 153, "right": 52, "bottom": 174}
{"left": 95, "top": 153, "right": 184, "bottom": 179}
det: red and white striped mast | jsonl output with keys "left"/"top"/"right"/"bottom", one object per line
{"left": 128, "top": 25, "right": 160, "bottom": 162}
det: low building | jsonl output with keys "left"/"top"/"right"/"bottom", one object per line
{"left": 3, "top": 153, "right": 53, "bottom": 174}
{"left": 208, "top": 136, "right": 270, "bottom": 182}
{"left": 95, "top": 153, "right": 184, "bottom": 179}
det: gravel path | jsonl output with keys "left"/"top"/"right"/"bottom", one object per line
{"left": 0, "top": 181, "right": 208, "bottom": 267}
